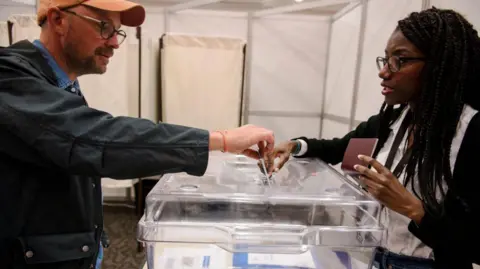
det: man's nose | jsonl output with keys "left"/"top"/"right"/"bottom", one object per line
{"left": 105, "top": 34, "right": 120, "bottom": 49}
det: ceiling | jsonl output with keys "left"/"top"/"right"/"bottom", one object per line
{"left": 137, "top": 0, "right": 356, "bottom": 16}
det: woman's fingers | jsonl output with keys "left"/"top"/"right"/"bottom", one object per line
{"left": 358, "top": 155, "right": 393, "bottom": 176}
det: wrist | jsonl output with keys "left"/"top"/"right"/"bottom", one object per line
{"left": 408, "top": 200, "right": 425, "bottom": 224}
{"left": 209, "top": 131, "right": 227, "bottom": 152}
{"left": 290, "top": 140, "right": 301, "bottom": 155}
{"left": 209, "top": 131, "right": 223, "bottom": 151}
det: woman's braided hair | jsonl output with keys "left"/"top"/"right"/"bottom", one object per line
{"left": 374, "top": 7, "right": 480, "bottom": 216}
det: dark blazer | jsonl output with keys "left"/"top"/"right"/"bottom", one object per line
{"left": 295, "top": 108, "right": 480, "bottom": 269}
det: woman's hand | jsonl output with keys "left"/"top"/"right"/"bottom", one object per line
{"left": 354, "top": 154, "right": 425, "bottom": 224}
{"left": 261, "top": 141, "right": 298, "bottom": 174}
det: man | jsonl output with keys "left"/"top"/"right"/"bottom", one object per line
{"left": 0, "top": 0, "right": 275, "bottom": 268}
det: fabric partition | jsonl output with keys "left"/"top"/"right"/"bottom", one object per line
{"left": 0, "top": 21, "right": 9, "bottom": 46}
{"left": 141, "top": 35, "right": 160, "bottom": 122}
{"left": 160, "top": 33, "right": 246, "bottom": 130}
{"left": 8, "top": 14, "right": 40, "bottom": 43}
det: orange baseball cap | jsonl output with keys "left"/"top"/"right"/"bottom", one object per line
{"left": 37, "top": 0, "right": 146, "bottom": 27}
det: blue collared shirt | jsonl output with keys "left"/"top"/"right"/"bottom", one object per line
{"left": 32, "top": 39, "right": 103, "bottom": 269}
{"left": 32, "top": 40, "right": 82, "bottom": 96}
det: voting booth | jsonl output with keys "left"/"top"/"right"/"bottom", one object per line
{"left": 137, "top": 153, "right": 384, "bottom": 269}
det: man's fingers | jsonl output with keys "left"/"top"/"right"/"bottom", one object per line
{"left": 258, "top": 141, "right": 266, "bottom": 158}
{"left": 242, "top": 149, "right": 260, "bottom": 160}
{"left": 264, "top": 153, "right": 276, "bottom": 174}
{"left": 261, "top": 130, "right": 275, "bottom": 153}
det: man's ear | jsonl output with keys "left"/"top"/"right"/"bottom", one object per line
{"left": 45, "top": 7, "right": 68, "bottom": 35}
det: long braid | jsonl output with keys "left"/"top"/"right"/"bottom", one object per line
{"left": 372, "top": 103, "right": 407, "bottom": 160}
{"left": 372, "top": 102, "right": 391, "bottom": 159}
{"left": 397, "top": 7, "right": 480, "bottom": 216}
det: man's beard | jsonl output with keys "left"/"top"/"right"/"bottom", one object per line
{"left": 64, "top": 40, "right": 108, "bottom": 76}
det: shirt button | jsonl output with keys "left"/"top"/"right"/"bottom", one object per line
{"left": 25, "top": 250, "right": 34, "bottom": 258}
{"left": 82, "top": 245, "right": 90, "bottom": 252}
{"left": 71, "top": 88, "right": 76, "bottom": 93}
{"left": 92, "top": 183, "right": 96, "bottom": 188}
{"left": 95, "top": 224, "right": 98, "bottom": 229}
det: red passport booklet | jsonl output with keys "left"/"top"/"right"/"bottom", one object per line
{"left": 341, "top": 138, "right": 378, "bottom": 177}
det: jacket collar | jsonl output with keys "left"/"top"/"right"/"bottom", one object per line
{"left": 5, "top": 40, "right": 58, "bottom": 86}
{"left": 32, "top": 40, "right": 80, "bottom": 90}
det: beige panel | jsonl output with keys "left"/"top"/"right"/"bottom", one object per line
{"left": 161, "top": 33, "right": 245, "bottom": 130}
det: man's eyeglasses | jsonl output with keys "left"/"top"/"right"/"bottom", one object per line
{"left": 376, "top": 56, "right": 426, "bottom": 73}
{"left": 63, "top": 10, "right": 127, "bottom": 45}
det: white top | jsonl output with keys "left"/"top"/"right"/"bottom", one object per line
{"left": 295, "top": 104, "right": 478, "bottom": 258}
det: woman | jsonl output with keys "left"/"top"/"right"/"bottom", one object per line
{"left": 267, "top": 7, "right": 480, "bottom": 269}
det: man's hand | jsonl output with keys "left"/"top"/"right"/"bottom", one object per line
{"left": 354, "top": 154, "right": 425, "bottom": 224}
{"left": 209, "top": 124, "right": 274, "bottom": 159}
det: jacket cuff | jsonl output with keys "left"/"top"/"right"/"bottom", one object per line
{"left": 408, "top": 194, "right": 468, "bottom": 250}
{"left": 408, "top": 209, "right": 439, "bottom": 249}
{"left": 182, "top": 129, "right": 209, "bottom": 177}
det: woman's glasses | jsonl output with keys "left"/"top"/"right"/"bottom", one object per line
{"left": 376, "top": 55, "right": 426, "bottom": 73}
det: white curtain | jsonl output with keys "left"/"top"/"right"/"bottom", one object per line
{"left": 161, "top": 33, "right": 246, "bottom": 130}
{"left": 0, "top": 21, "right": 9, "bottom": 47}
{"left": 8, "top": 14, "right": 40, "bottom": 43}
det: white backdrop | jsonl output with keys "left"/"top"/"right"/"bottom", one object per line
{"left": 142, "top": 11, "right": 330, "bottom": 142}
{"left": 247, "top": 15, "right": 329, "bottom": 141}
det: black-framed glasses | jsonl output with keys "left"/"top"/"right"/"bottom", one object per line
{"left": 63, "top": 9, "right": 127, "bottom": 45}
{"left": 376, "top": 56, "right": 426, "bottom": 73}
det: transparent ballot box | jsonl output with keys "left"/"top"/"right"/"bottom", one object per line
{"left": 137, "top": 153, "right": 384, "bottom": 269}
